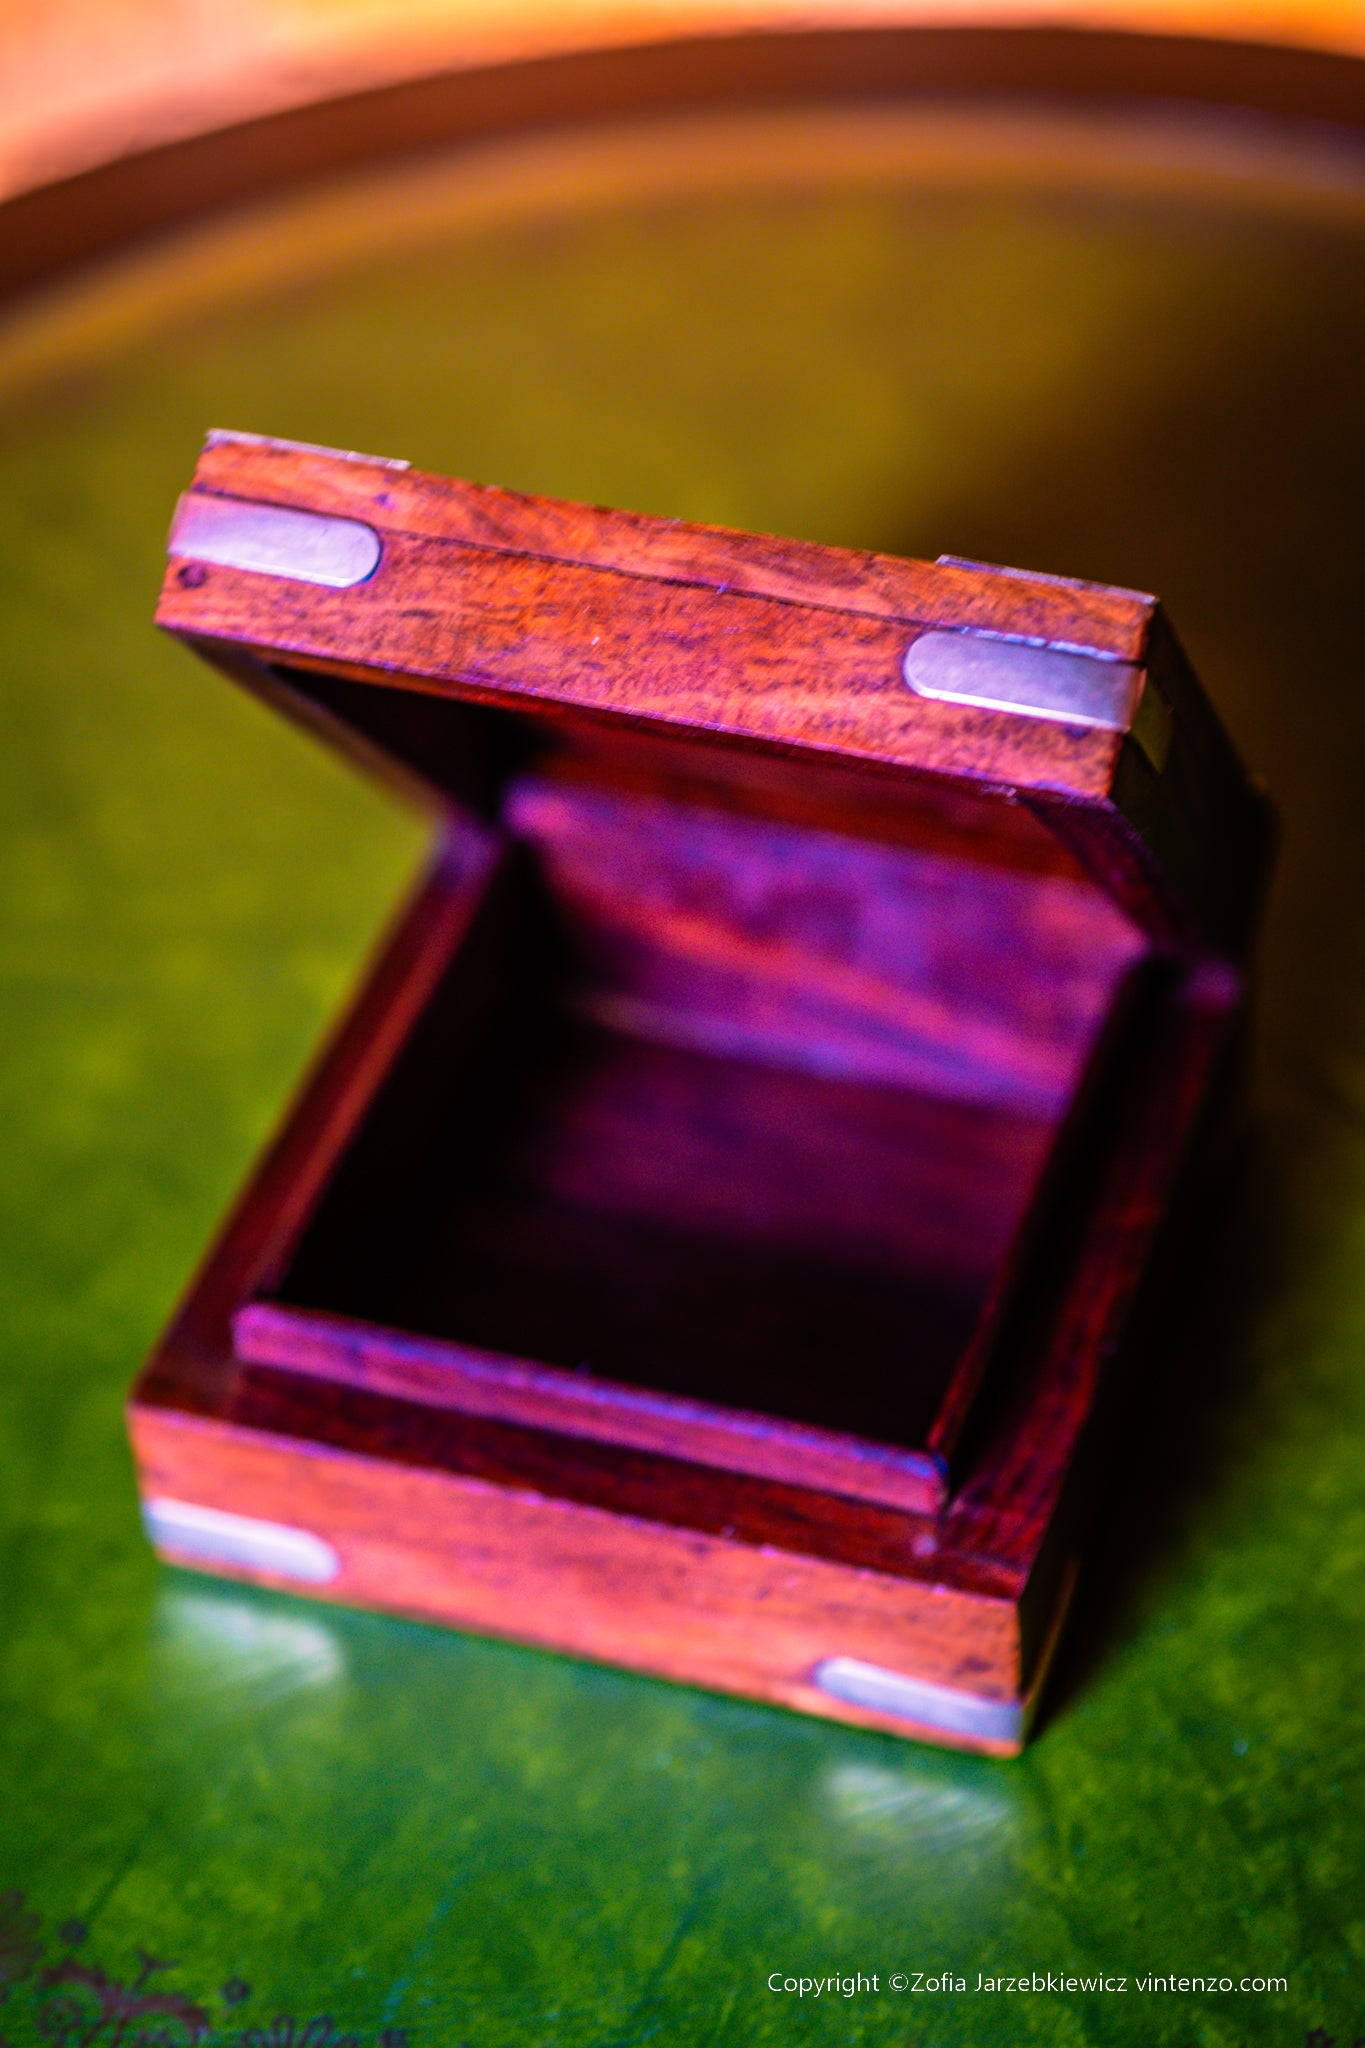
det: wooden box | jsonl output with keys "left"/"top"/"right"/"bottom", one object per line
{"left": 128, "top": 429, "right": 1274, "bottom": 1754}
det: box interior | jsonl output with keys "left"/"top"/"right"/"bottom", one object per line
{"left": 256, "top": 744, "right": 1150, "bottom": 1468}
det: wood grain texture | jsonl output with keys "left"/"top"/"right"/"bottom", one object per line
{"left": 943, "top": 957, "right": 1241, "bottom": 1578}
{"left": 163, "top": 532, "right": 1127, "bottom": 798}
{"left": 157, "top": 438, "right": 1276, "bottom": 950}
{"left": 504, "top": 769, "right": 1146, "bottom": 1117}
{"left": 272, "top": 1010, "right": 1033, "bottom": 1490}
{"left": 128, "top": 1399, "right": 1026, "bottom": 1752}
{"left": 248, "top": 767, "right": 1150, "bottom": 1502}
{"left": 130, "top": 441, "right": 1274, "bottom": 1750}
{"left": 157, "top": 437, "right": 1144, "bottom": 803}
{"left": 127, "top": 822, "right": 1248, "bottom": 1749}
{"left": 190, "top": 431, "right": 1156, "bottom": 657}
{"left": 232, "top": 1299, "right": 950, "bottom": 1515}
{"left": 131, "top": 838, "right": 499, "bottom": 1420}
{"left": 925, "top": 948, "right": 1158, "bottom": 1472}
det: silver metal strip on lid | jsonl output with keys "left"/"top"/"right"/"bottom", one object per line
{"left": 935, "top": 551, "right": 1155, "bottom": 609}
{"left": 204, "top": 428, "right": 410, "bottom": 470}
{"left": 903, "top": 629, "right": 1143, "bottom": 734}
{"left": 812, "top": 1655, "right": 1024, "bottom": 1746}
{"left": 168, "top": 492, "right": 382, "bottom": 588}
{"left": 143, "top": 1497, "right": 340, "bottom": 1583}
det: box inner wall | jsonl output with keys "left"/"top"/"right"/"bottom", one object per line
{"left": 263, "top": 769, "right": 1148, "bottom": 1458}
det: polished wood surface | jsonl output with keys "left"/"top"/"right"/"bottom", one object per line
{"left": 185, "top": 431, "right": 1159, "bottom": 656}
{"left": 161, "top": 447, "right": 1135, "bottom": 801}
{"left": 130, "top": 440, "right": 1274, "bottom": 1750}
{"left": 128, "top": 1397, "right": 1029, "bottom": 1755}
{"left": 0, "top": 13, "right": 1354, "bottom": 2027}
{"left": 160, "top": 434, "right": 1273, "bottom": 952}
{"left": 128, "top": 847, "right": 1244, "bottom": 1747}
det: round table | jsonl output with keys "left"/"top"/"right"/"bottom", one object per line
{"left": 0, "top": 18, "right": 1362, "bottom": 2046}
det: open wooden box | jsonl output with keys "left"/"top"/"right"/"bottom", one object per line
{"left": 129, "top": 429, "right": 1274, "bottom": 1753}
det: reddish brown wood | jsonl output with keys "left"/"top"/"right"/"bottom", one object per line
{"left": 925, "top": 948, "right": 1158, "bottom": 1473}
{"left": 166, "top": 527, "right": 1127, "bottom": 798}
{"left": 127, "top": 843, "right": 1245, "bottom": 1746}
{"left": 235, "top": 766, "right": 1150, "bottom": 1496}
{"left": 131, "top": 836, "right": 502, "bottom": 1420}
{"left": 189, "top": 432, "right": 1154, "bottom": 658}
{"left": 159, "top": 436, "right": 1273, "bottom": 951}
{"left": 503, "top": 771, "right": 1146, "bottom": 1119}
{"left": 232, "top": 1300, "right": 950, "bottom": 1515}
{"left": 128, "top": 1397, "right": 1026, "bottom": 1753}
{"left": 130, "top": 438, "right": 1274, "bottom": 1752}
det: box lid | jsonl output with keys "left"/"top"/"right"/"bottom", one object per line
{"left": 157, "top": 430, "right": 1274, "bottom": 958}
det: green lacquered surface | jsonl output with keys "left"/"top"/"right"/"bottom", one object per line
{"left": 1, "top": 102, "right": 1364, "bottom": 2048}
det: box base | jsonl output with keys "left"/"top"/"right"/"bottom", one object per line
{"left": 128, "top": 847, "right": 1243, "bottom": 1752}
